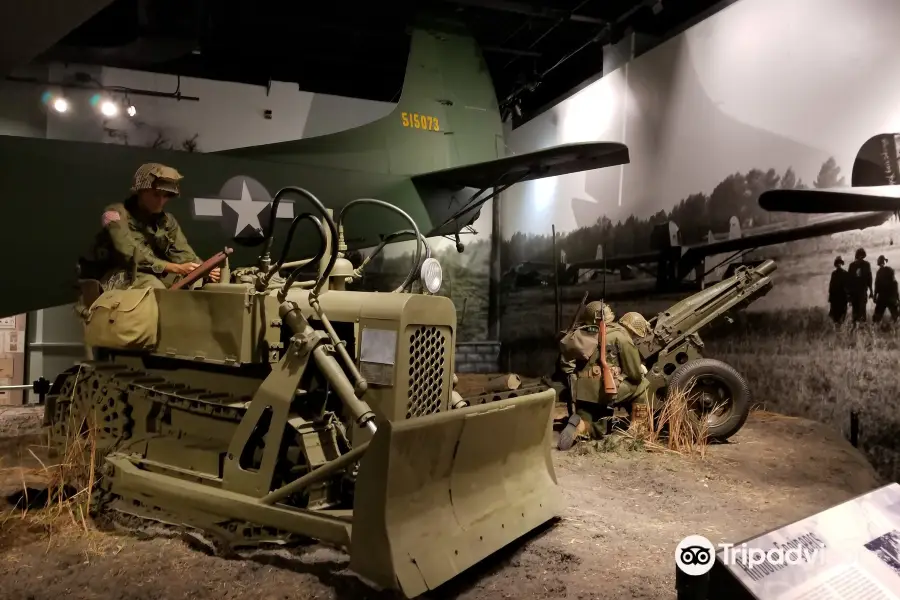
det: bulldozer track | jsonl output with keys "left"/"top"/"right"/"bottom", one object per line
{"left": 46, "top": 360, "right": 559, "bottom": 559}
{"left": 47, "top": 360, "right": 309, "bottom": 551}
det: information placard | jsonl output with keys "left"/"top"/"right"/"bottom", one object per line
{"left": 713, "top": 484, "right": 900, "bottom": 599}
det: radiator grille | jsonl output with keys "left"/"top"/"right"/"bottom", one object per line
{"left": 406, "top": 325, "right": 447, "bottom": 418}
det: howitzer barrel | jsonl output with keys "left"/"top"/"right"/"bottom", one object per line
{"left": 756, "top": 258, "right": 776, "bottom": 277}
{"left": 647, "top": 260, "right": 776, "bottom": 356}
{"left": 660, "top": 260, "right": 776, "bottom": 324}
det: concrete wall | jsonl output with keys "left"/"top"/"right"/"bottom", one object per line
{"left": 0, "top": 69, "right": 48, "bottom": 138}
{"left": 86, "top": 66, "right": 395, "bottom": 151}
{"left": 455, "top": 341, "right": 502, "bottom": 374}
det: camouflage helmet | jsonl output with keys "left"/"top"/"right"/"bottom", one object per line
{"left": 580, "top": 300, "right": 615, "bottom": 325}
{"left": 619, "top": 312, "right": 651, "bottom": 338}
{"left": 131, "top": 163, "right": 183, "bottom": 196}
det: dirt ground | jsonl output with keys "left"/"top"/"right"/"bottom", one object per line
{"left": 0, "top": 375, "right": 884, "bottom": 600}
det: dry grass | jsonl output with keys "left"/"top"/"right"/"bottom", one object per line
{"left": 0, "top": 373, "right": 108, "bottom": 554}
{"left": 578, "top": 384, "right": 714, "bottom": 459}
{"left": 705, "top": 308, "right": 899, "bottom": 483}
{"left": 621, "top": 384, "right": 713, "bottom": 458}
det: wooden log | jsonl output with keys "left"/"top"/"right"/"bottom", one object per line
{"left": 483, "top": 373, "right": 521, "bottom": 393}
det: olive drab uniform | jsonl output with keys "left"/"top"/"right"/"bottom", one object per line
{"left": 558, "top": 302, "right": 650, "bottom": 442}
{"left": 79, "top": 163, "right": 201, "bottom": 291}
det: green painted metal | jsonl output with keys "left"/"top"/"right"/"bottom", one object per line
{"left": 42, "top": 182, "right": 565, "bottom": 597}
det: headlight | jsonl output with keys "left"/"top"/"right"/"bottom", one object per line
{"left": 420, "top": 258, "right": 443, "bottom": 294}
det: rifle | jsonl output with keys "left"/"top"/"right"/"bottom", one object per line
{"left": 596, "top": 299, "right": 618, "bottom": 396}
{"left": 568, "top": 291, "right": 590, "bottom": 331}
{"left": 597, "top": 245, "right": 617, "bottom": 396}
{"left": 170, "top": 247, "right": 233, "bottom": 290}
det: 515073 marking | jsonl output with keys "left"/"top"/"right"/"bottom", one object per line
{"left": 401, "top": 112, "right": 440, "bottom": 131}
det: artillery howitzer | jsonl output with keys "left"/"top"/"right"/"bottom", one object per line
{"left": 43, "top": 188, "right": 561, "bottom": 598}
{"left": 635, "top": 259, "right": 777, "bottom": 440}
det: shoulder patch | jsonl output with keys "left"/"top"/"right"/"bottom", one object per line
{"left": 102, "top": 210, "right": 121, "bottom": 227}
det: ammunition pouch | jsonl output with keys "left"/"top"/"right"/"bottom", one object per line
{"left": 559, "top": 326, "right": 599, "bottom": 362}
{"left": 82, "top": 287, "right": 159, "bottom": 350}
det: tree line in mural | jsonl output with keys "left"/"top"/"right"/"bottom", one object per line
{"left": 501, "top": 157, "right": 848, "bottom": 271}
{"left": 365, "top": 156, "right": 851, "bottom": 340}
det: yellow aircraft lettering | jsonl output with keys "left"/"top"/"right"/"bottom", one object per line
{"left": 400, "top": 111, "right": 440, "bottom": 131}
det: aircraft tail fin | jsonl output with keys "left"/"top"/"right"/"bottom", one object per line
{"left": 852, "top": 133, "right": 900, "bottom": 187}
{"left": 218, "top": 18, "right": 504, "bottom": 175}
{"left": 760, "top": 133, "right": 900, "bottom": 214}
{"left": 728, "top": 216, "right": 741, "bottom": 239}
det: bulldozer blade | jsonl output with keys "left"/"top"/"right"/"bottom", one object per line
{"left": 350, "top": 387, "right": 561, "bottom": 598}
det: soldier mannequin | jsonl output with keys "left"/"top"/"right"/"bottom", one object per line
{"left": 557, "top": 301, "right": 650, "bottom": 451}
{"left": 82, "top": 163, "right": 220, "bottom": 290}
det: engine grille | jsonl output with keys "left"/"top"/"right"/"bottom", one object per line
{"left": 406, "top": 325, "right": 448, "bottom": 418}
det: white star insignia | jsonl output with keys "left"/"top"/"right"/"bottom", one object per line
{"left": 193, "top": 178, "right": 294, "bottom": 236}
{"left": 224, "top": 181, "right": 265, "bottom": 235}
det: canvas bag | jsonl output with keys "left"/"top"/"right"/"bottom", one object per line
{"left": 82, "top": 287, "right": 159, "bottom": 350}
{"left": 558, "top": 325, "right": 599, "bottom": 362}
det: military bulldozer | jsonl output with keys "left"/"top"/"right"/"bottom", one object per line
{"left": 43, "top": 187, "right": 561, "bottom": 598}
{"left": 636, "top": 259, "right": 777, "bottom": 441}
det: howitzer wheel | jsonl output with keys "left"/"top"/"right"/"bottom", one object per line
{"left": 666, "top": 358, "right": 751, "bottom": 442}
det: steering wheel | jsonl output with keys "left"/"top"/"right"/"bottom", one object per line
{"left": 170, "top": 248, "right": 233, "bottom": 290}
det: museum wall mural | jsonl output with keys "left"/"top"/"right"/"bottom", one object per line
{"left": 493, "top": 0, "right": 900, "bottom": 482}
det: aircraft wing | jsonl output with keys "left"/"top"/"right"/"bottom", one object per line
{"left": 411, "top": 142, "right": 629, "bottom": 189}
{"left": 567, "top": 251, "right": 662, "bottom": 272}
{"left": 759, "top": 186, "right": 900, "bottom": 213}
{"left": 680, "top": 212, "right": 892, "bottom": 260}
{"left": 564, "top": 212, "right": 890, "bottom": 279}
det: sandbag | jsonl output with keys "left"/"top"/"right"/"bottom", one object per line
{"left": 83, "top": 287, "right": 159, "bottom": 350}
{"left": 559, "top": 326, "right": 599, "bottom": 362}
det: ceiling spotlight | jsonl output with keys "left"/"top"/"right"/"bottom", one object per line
{"left": 52, "top": 97, "right": 69, "bottom": 113}
{"left": 126, "top": 104, "right": 137, "bottom": 117}
{"left": 100, "top": 100, "right": 118, "bottom": 117}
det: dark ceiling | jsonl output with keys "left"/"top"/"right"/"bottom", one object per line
{"left": 32, "top": 0, "right": 731, "bottom": 128}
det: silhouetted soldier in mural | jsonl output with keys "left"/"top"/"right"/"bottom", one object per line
{"left": 873, "top": 255, "right": 899, "bottom": 324}
{"left": 828, "top": 256, "right": 849, "bottom": 324}
{"left": 847, "top": 248, "right": 873, "bottom": 322}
